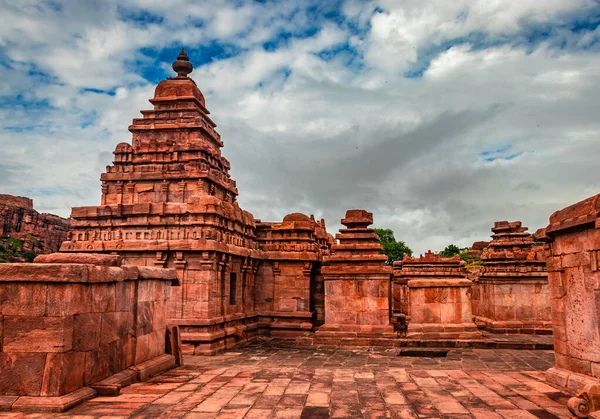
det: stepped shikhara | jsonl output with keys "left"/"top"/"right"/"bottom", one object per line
{"left": 316, "top": 210, "right": 395, "bottom": 340}
{"left": 60, "top": 50, "right": 334, "bottom": 354}
{"left": 472, "top": 221, "right": 551, "bottom": 333}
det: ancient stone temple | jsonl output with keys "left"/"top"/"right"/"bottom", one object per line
{"left": 60, "top": 50, "right": 332, "bottom": 354}
{"left": 395, "top": 251, "right": 480, "bottom": 339}
{"left": 254, "top": 214, "right": 333, "bottom": 337}
{"left": 315, "top": 210, "right": 395, "bottom": 340}
{"left": 473, "top": 221, "right": 551, "bottom": 334}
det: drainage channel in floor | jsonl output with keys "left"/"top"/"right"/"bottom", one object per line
{"left": 398, "top": 349, "right": 449, "bottom": 357}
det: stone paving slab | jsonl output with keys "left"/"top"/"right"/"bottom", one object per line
{"left": 0, "top": 340, "right": 573, "bottom": 418}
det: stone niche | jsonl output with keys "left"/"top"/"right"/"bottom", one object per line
{"left": 475, "top": 221, "right": 551, "bottom": 334}
{"left": 538, "top": 194, "right": 600, "bottom": 417}
{"left": 0, "top": 253, "right": 180, "bottom": 412}
{"left": 315, "top": 210, "right": 395, "bottom": 341}
{"left": 402, "top": 252, "right": 481, "bottom": 339}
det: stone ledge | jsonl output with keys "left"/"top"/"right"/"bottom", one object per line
{"left": 546, "top": 367, "right": 600, "bottom": 394}
{"left": 131, "top": 354, "right": 176, "bottom": 382}
{"left": 11, "top": 387, "right": 97, "bottom": 413}
{"left": 474, "top": 316, "right": 553, "bottom": 334}
{"left": 407, "top": 279, "right": 472, "bottom": 287}
{"left": 89, "top": 369, "right": 138, "bottom": 396}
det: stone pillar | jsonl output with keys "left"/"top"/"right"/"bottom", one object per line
{"left": 0, "top": 253, "right": 179, "bottom": 413}
{"left": 315, "top": 210, "right": 395, "bottom": 340}
{"left": 539, "top": 194, "right": 600, "bottom": 417}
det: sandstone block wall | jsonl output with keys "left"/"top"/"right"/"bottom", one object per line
{"left": 407, "top": 279, "right": 480, "bottom": 339}
{"left": 0, "top": 253, "right": 178, "bottom": 411}
{"left": 541, "top": 194, "right": 600, "bottom": 399}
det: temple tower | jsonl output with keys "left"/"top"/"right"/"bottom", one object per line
{"left": 61, "top": 50, "right": 263, "bottom": 354}
{"left": 315, "top": 210, "right": 396, "bottom": 340}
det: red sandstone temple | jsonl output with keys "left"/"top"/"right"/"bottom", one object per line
{"left": 60, "top": 50, "right": 335, "bottom": 354}
{"left": 1, "top": 50, "right": 600, "bottom": 416}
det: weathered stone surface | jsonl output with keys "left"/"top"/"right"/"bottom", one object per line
{"left": 398, "top": 252, "right": 481, "bottom": 339}
{"left": 316, "top": 210, "right": 395, "bottom": 339}
{"left": 473, "top": 221, "right": 551, "bottom": 333}
{"left": 0, "top": 352, "right": 46, "bottom": 396}
{"left": 0, "top": 253, "right": 177, "bottom": 407}
{"left": 0, "top": 194, "right": 70, "bottom": 261}
{"left": 541, "top": 194, "right": 600, "bottom": 409}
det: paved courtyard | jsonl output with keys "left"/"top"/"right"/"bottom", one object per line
{"left": 2, "top": 340, "right": 575, "bottom": 419}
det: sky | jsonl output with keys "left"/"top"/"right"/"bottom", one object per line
{"left": 0, "top": 0, "right": 599, "bottom": 255}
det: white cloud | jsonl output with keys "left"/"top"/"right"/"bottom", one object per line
{"left": 0, "top": 0, "right": 599, "bottom": 254}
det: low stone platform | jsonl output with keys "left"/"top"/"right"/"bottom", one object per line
{"left": 301, "top": 330, "right": 554, "bottom": 350}
{"left": 0, "top": 339, "right": 575, "bottom": 418}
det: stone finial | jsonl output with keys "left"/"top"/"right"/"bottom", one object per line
{"left": 172, "top": 48, "right": 193, "bottom": 78}
{"left": 341, "top": 209, "right": 373, "bottom": 228}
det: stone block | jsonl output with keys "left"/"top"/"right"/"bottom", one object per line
{"left": 72, "top": 312, "right": 102, "bottom": 351}
{"left": 40, "top": 352, "right": 86, "bottom": 397}
{"left": 3, "top": 315, "right": 73, "bottom": 353}
{"left": 100, "top": 312, "right": 134, "bottom": 345}
{"left": 0, "top": 352, "right": 46, "bottom": 396}
{"left": 92, "top": 283, "right": 116, "bottom": 312}
{"left": 115, "top": 281, "right": 135, "bottom": 312}
{"left": 0, "top": 283, "right": 47, "bottom": 316}
{"left": 46, "top": 283, "right": 91, "bottom": 316}
{"left": 84, "top": 341, "right": 118, "bottom": 385}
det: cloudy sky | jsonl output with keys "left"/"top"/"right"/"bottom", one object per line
{"left": 1, "top": 0, "right": 599, "bottom": 254}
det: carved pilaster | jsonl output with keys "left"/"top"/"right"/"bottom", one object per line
{"left": 178, "top": 180, "right": 186, "bottom": 203}
{"left": 100, "top": 182, "right": 108, "bottom": 205}
{"left": 161, "top": 180, "right": 169, "bottom": 202}
{"left": 115, "top": 181, "right": 124, "bottom": 204}
{"left": 174, "top": 251, "right": 186, "bottom": 270}
{"left": 303, "top": 262, "right": 313, "bottom": 276}
{"left": 154, "top": 251, "right": 167, "bottom": 267}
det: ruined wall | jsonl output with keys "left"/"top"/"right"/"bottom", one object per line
{"left": 0, "top": 253, "right": 178, "bottom": 412}
{"left": 540, "top": 194, "right": 600, "bottom": 400}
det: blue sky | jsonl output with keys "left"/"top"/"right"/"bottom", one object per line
{"left": 1, "top": 0, "right": 600, "bottom": 253}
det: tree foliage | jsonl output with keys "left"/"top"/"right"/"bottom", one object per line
{"left": 374, "top": 228, "right": 413, "bottom": 264}
{"left": 440, "top": 244, "right": 461, "bottom": 258}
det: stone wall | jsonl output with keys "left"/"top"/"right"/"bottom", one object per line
{"left": 0, "top": 253, "right": 179, "bottom": 412}
{"left": 540, "top": 194, "right": 600, "bottom": 415}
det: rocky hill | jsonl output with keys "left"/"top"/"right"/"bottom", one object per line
{"left": 0, "top": 194, "right": 70, "bottom": 262}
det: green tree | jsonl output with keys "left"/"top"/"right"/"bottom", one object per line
{"left": 440, "top": 244, "right": 461, "bottom": 258}
{"left": 374, "top": 228, "right": 413, "bottom": 264}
